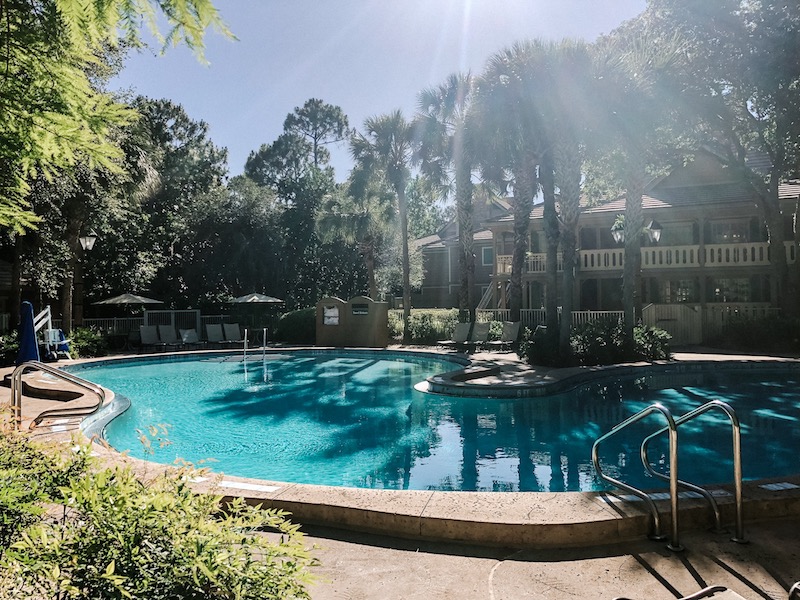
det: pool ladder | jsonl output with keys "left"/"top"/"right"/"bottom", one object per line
{"left": 592, "top": 399, "right": 744, "bottom": 551}
{"left": 10, "top": 360, "right": 106, "bottom": 431}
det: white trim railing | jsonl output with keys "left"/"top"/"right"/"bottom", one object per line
{"left": 497, "top": 241, "right": 796, "bottom": 275}
{"left": 704, "top": 243, "right": 770, "bottom": 266}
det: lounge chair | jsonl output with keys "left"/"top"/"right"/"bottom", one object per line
{"left": 223, "top": 323, "right": 245, "bottom": 347}
{"left": 179, "top": 328, "right": 206, "bottom": 350}
{"left": 438, "top": 322, "right": 471, "bottom": 348}
{"left": 615, "top": 584, "right": 748, "bottom": 599}
{"left": 486, "top": 321, "right": 521, "bottom": 352}
{"left": 140, "top": 325, "right": 166, "bottom": 352}
{"left": 205, "top": 323, "right": 226, "bottom": 348}
{"left": 157, "top": 325, "right": 183, "bottom": 350}
{"left": 464, "top": 322, "right": 490, "bottom": 352}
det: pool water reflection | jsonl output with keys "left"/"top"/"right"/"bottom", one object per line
{"left": 74, "top": 353, "right": 800, "bottom": 492}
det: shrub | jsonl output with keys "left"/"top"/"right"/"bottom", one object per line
{"left": 710, "top": 315, "right": 800, "bottom": 353}
{"left": 0, "top": 430, "right": 315, "bottom": 599}
{"left": 633, "top": 325, "right": 672, "bottom": 361}
{"left": 520, "top": 318, "right": 672, "bottom": 367}
{"left": 388, "top": 309, "right": 459, "bottom": 344}
{"left": 0, "top": 425, "right": 91, "bottom": 552}
{"left": 274, "top": 308, "right": 316, "bottom": 344}
{"left": 68, "top": 327, "right": 109, "bottom": 358}
{"left": 0, "top": 331, "right": 18, "bottom": 367}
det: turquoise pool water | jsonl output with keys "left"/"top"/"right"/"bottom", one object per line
{"left": 74, "top": 352, "right": 800, "bottom": 492}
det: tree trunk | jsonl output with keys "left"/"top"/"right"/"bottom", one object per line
{"left": 623, "top": 150, "right": 646, "bottom": 344}
{"left": 397, "top": 185, "right": 412, "bottom": 343}
{"left": 455, "top": 161, "right": 475, "bottom": 322}
{"left": 9, "top": 237, "right": 21, "bottom": 328}
{"left": 362, "top": 241, "right": 377, "bottom": 300}
{"left": 510, "top": 163, "right": 536, "bottom": 323}
{"left": 540, "top": 157, "right": 560, "bottom": 352}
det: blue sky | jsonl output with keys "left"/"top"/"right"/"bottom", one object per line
{"left": 111, "top": 0, "right": 646, "bottom": 180}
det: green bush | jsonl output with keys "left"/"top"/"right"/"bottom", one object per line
{"left": 633, "top": 325, "right": 673, "bottom": 361}
{"left": 0, "top": 331, "right": 18, "bottom": 367}
{"left": 0, "top": 430, "right": 315, "bottom": 599}
{"left": 389, "top": 309, "right": 459, "bottom": 344}
{"left": 68, "top": 327, "right": 109, "bottom": 359}
{"left": 274, "top": 308, "right": 316, "bottom": 344}
{"left": 710, "top": 315, "right": 800, "bottom": 353}
{"left": 520, "top": 318, "right": 672, "bottom": 367}
{"left": 0, "top": 426, "right": 91, "bottom": 551}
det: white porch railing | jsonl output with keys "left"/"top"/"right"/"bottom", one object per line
{"left": 496, "top": 252, "right": 564, "bottom": 274}
{"left": 704, "top": 242, "right": 770, "bottom": 266}
{"left": 497, "top": 241, "right": 796, "bottom": 275}
{"left": 477, "top": 308, "right": 624, "bottom": 331}
{"left": 641, "top": 245, "right": 701, "bottom": 269}
{"left": 579, "top": 248, "right": 625, "bottom": 271}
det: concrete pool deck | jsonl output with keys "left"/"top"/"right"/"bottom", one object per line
{"left": 4, "top": 347, "right": 800, "bottom": 598}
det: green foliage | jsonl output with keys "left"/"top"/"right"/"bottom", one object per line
{"left": 0, "top": 0, "right": 229, "bottom": 232}
{"left": 0, "top": 428, "right": 91, "bottom": 552}
{"left": 274, "top": 308, "right": 316, "bottom": 344}
{"left": 388, "top": 309, "right": 458, "bottom": 344}
{"left": 710, "top": 316, "right": 800, "bottom": 354}
{"left": 520, "top": 318, "right": 672, "bottom": 366}
{"left": 0, "top": 431, "right": 315, "bottom": 599}
{"left": 0, "top": 331, "right": 19, "bottom": 367}
{"left": 68, "top": 327, "right": 109, "bottom": 358}
{"left": 632, "top": 325, "right": 673, "bottom": 361}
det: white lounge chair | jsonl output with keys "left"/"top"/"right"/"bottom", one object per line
{"left": 438, "top": 322, "right": 471, "bottom": 348}
{"left": 486, "top": 321, "right": 521, "bottom": 352}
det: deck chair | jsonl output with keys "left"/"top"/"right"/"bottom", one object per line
{"left": 140, "top": 325, "right": 165, "bottom": 352}
{"left": 615, "top": 584, "right": 748, "bottom": 600}
{"left": 43, "top": 328, "right": 71, "bottom": 360}
{"left": 223, "top": 323, "right": 244, "bottom": 347}
{"left": 157, "top": 325, "right": 183, "bottom": 350}
{"left": 437, "top": 322, "right": 471, "bottom": 348}
{"left": 486, "top": 321, "right": 521, "bottom": 352}
{"left": 179, "top": 328, "right": 206, "bottom": 350}
{"left": 463, "top": 322, "right": 490, "bottom": 352}
{"left": 205, "top": 323, "right": 225, "bottom": 348}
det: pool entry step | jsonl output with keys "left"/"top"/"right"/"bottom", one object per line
{"left": 593, "top": 399, "right": 744, "bottom": 551}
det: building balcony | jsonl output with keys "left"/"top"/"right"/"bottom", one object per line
{"left": 495, "top": 241, "right": 796, "bottom": 276}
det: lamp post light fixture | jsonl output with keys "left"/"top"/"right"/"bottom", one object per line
{"left": 610, "top": 218, "right": 663, "bottom": 244}
{"left": 79, "top": 230, "right": 98, "bottom": 251}
{"left": 645, "top": 219, "right": 663, "bottom": 243}
{"left": 611, "top": 218, "right": 626, "bottom": 244}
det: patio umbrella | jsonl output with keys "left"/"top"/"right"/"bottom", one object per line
{"left": 231, "top": 293, "right": 284, "bottom": 304}
{"left": 93, "top": 293, "right": 164, "bottom": 305}
{"left": 16, "top": 301, "right": 40, "bottom": 365}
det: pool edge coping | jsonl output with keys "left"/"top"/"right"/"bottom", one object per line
{"left": 24, "top": 347, "right": 800, "bottom": 549}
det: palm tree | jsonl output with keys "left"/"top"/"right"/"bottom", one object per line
{"left": 351, "top": 110, "right": 416, "bottom": 342}
{"left": 316, "top": 176, "right": 395, "bottom": 301}
{"left": 416, "top": 72, "right": 478, "bottom": 322}
{"left": 543, "top": 40, "right": 594, "bottom": 359}
{"left": 473, "top": 41, "right": 551, "bottom": 327}
{"left": 592, "top": 30, "right": 688, "bottom": 343}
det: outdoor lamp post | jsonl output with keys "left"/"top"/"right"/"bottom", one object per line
{"left": 75, "top": 230, "right": 98, "bottom": 327}
{"left": 610, "top": 218, "right": 663, "bottom": 244}
{"left": 645, "top": 220, "right": 662, "bottom": 243}
{"left": 79, "top": 230, "right": 98, "bottom": 251}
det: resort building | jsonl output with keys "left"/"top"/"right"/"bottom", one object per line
{"left": 415, "top": 154, "right": 799, "bottom": 345}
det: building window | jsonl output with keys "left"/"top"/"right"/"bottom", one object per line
{"left": 659, "top": 279, "right": 697, "bottom": 303}
{"left": 481, "top": 247, "right": 494, "bottom": 266}
{"left": 710, "top": 221, "right": 749, "bottom": 244}
{"left": 707, "top": 277, "right": 769, "bottom": 303}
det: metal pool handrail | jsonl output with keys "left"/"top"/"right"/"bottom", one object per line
{"left": 592, "top": 403, "right": 682, "bottom": 551}
{"left": 10, "top": 361, "right": 105, "bottom": 430}
{"left": 641, "top": 399, "right": 745, "bottom": 543}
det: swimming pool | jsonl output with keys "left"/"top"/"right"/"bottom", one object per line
{"left": 75, "top": 351, "right": 800, "bottom": 492}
